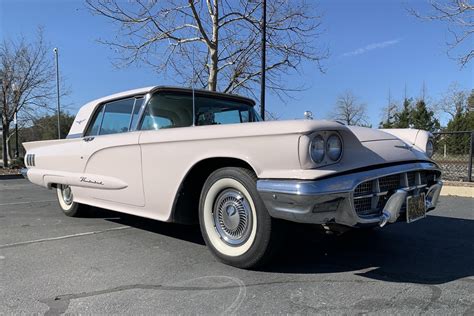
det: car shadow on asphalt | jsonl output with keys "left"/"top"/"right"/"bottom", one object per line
{"left": 86, "top": 208, "right": 473, "bottom": 285}
{"left": 267, "top": 215, "right": 474, "bottom": 285}
{"left": 84, "top": 207, "right": 205, "bottom": 245}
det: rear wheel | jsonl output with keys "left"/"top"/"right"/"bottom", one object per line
{"left": 199, "top": 167, "right": 277, "bottom": 269}
{"left": 56, "top": 184, "right": 86, "bottom": 217}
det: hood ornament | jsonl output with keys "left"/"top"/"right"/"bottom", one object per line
{"left": 304, "top": 111, "right": 313, "bottom": 120}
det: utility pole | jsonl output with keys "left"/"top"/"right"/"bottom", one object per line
{"left": 387, "top": 88, "right": 392, "bottom": 123}
{"left": 54, "top": 48, "right": 61, "bottom": 139}
{"left": 260, "top": 0, "right": 266, "bottom": 120}
{"left": 12, "top": 84, "right": 19, "bottom": 158}
{"left": 14, "top": 110, "right": 18, "bottom": 158}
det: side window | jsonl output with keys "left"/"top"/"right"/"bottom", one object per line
{"left": 140, "top": 94, "right": 193, "bottom": 130}
{"left": 99, "top": 98, "right": 135, "bottom": 135}
{"left": 85, "top": 105, "right": 105, "bottom": 136}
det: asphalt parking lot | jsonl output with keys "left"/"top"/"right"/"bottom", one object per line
{"left": 1, "top": 178, "right": 473, "bottom": 315}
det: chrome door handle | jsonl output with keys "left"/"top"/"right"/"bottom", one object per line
{"left": 83, "top": 136, "right": 95, "bottom": 142}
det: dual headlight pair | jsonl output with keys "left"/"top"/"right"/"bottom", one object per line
{"left": 309, "top": 133, "right": 343, "bottom": 164}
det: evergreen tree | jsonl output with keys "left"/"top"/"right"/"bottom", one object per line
{"left": 446, "top": 111, "right": 474, "bottom": 132}
{"left": 393, "top": 98, "right": 412, "bottom": 128}
{"left": 468, "top": 89, "right": 474, "bottom": 112}
{"left": 444, "top": 93, "right": 474, "bottom": 155}
{"left": 410, "top": 99, "right": 440, "bottom": 132}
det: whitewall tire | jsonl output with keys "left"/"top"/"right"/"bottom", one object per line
{"left": 56, "top": 184, "right": 86, "bottom": 217}
{"left": 199, "top": 167, "right": 276, "bottom": 268}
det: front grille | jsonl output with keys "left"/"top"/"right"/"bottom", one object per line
{"left": 353, "top": 170, "right": 439, "bottom": 217}
{"left": 379, "top": 174, "right": 400, "bottom": 192}
{"left": 407, "top": 172, "right": 416, "bottom": 186}
{"left": 354, "top": 197, "right": 372, "bottom": 216}
{"left": 355, "top": 181, "right": 373, "bottom": 196}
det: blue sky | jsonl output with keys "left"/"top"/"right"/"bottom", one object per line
{"left": 1, "top": 0, "right": 473, "bottom": 127}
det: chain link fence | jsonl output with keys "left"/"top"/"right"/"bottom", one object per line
{"left": 432, "top": 131, "right": 473, "bottom": 182}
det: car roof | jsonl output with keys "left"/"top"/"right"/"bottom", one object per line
{"left": 87, "top": 86, "right": 255, "bottom": 107}
{"left": 68, "top": 86, "right": 256, "bottom": 137}
{"left": 150, "top": 86, "right": 256, "bottom": 106}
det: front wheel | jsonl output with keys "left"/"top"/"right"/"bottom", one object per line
{"left": 199, "top": 167, "right": 277, "bottom": 269}
{"left": 56, "top": 184, "right": 86, "bottom": 217}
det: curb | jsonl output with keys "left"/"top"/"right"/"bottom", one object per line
{"left": 442, "top": 180, "right": 474, "bottom": 188}
{"left": 440, "top": 185, "right": 474, "bottom": 198}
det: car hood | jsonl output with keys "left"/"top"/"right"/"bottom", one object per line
{"left": 345, "top": 125, "right": 399, "bottom": 142}
{"left": 341, "top": 125, "right": 430, "bottom": 167}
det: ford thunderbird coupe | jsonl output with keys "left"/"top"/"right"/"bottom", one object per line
{"left": 22, "top": 86, "right": 442, "bottom": 268}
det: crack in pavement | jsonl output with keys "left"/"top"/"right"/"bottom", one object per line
{"left": 37, "top": 273, "right": 474, "bottom": 315}
{"left": 0, "top": 226, "right": 131, "bottom": 249}
{"left": 0, "top": 199, "right": 56, "bottom": 206}
{"left": 39, "top": 278, "right": 391, "bottom": 315}
{"left": 421, "top": 284, "right": 443, "bottom": 312}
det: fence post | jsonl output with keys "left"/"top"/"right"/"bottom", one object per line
{"left": 469, "top": 132, "right": 473, "bottom": 182}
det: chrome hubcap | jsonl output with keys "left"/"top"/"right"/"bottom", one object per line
{"left": 213, "top": 189, "right": 252, "bottom": 246}
{"left": 61, "top": 185, "right": 73, "bottom": 205}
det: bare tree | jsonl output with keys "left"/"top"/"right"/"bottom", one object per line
{"left": 86, "top": 0, "right": 328, "bottom": 102}
{"left": 330, "top": 90, "right": 369, "bottom": 126}
{"left": 1, "top": 30, "right": 55, "bottom": 167}
{"left": 438, "top": 82, "right": 469, "bottom": 118}
{"left": 409, "top": 0, "right": 473, "bottom": 67}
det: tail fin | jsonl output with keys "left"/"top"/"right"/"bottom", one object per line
{"left": 23, "top": 139, "right": 71, "bottom": 152}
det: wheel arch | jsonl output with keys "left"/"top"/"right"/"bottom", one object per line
{"left": 170, "top": 157, "right": 258, "bottom": 224}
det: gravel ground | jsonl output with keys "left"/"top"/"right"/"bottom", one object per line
{"left": 1, "top": 178, "right": 473, "bottom": 315}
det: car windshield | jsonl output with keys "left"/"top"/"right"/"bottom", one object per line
{"left": 140, "top": 92, "right": 260, "bottom": 130}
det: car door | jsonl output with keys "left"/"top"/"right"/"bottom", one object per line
{"left": 79, "top": 97, "right": 145, "bottom": 207}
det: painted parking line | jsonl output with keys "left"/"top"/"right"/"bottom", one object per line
{"left": 0, "top": 226, "right": 131, "bottom": 249}
{"left": 0, "top": 200, "right": 57, "bottom": 206}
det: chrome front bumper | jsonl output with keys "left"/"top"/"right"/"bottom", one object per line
{"left": 257, "top": 162, "right": 443, "bottom": 227}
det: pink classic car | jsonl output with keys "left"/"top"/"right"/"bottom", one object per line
{"left": 22, "top": 86, "right": 442, "bottom": 268}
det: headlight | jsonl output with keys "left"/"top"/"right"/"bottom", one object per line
{"left": 326, "top": 134, "right": 343, "bottom": 161}
{"left": 310, "top": 135, "right": 325, "bottom": 163}
{"left": 426, "top": 140, "right": 434, "bottom": 158}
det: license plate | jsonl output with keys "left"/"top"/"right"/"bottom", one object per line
{"left": 406, "top": 193, "right": 426, "bottom": 223}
